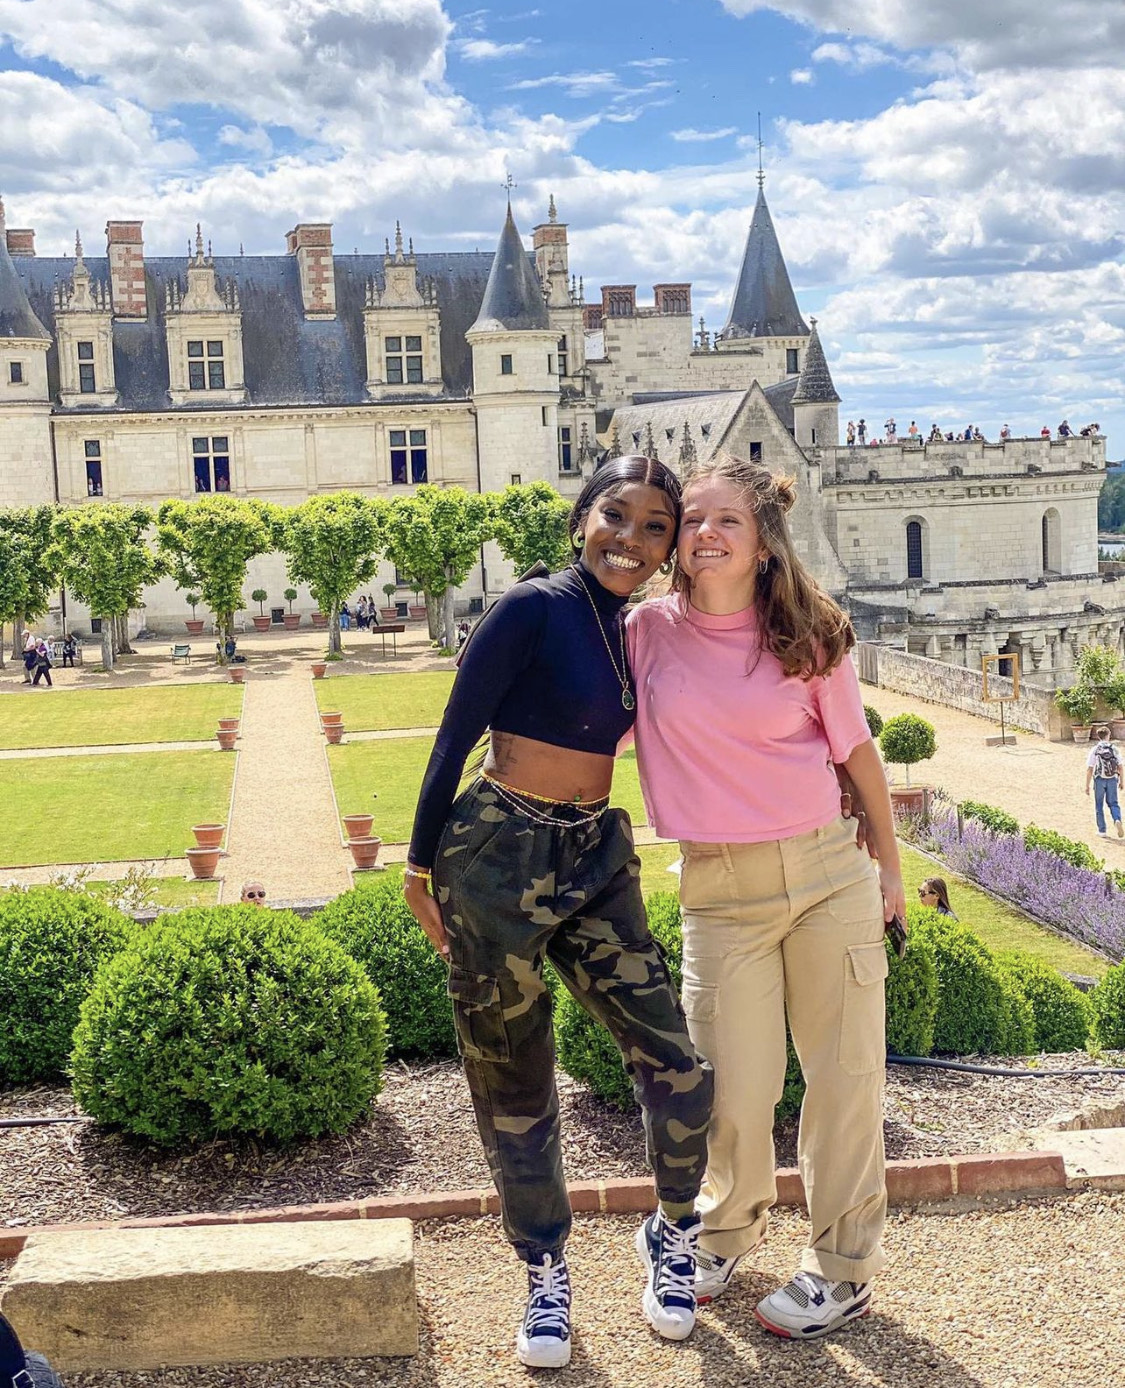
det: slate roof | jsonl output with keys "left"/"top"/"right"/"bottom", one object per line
{"left": 0, "top": 212, "right": 50, "bottom": 342}
{"left": 790, "top": 319, "right": 840, "bottom": 405}
{"left": 720, "top": 186, "right": 808, "bottom": 341}
{"left": 11, "top": 247, "right": 508, "bottom": 412}
{"left": 469, "top": 205, "right": 549, "bottom": 334}
{"left": 607, "top": 392, "right": 747, "bottom": 464}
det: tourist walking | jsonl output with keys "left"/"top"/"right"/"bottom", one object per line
{"left": 31, "top": 640, "right": 53, "bottom": 688}
{"left": 21, "top": 631, "right": 36, "bottom": 684}
{"left": 61, "top": 633, "right": 77, "bottom": 668}
{"left": 627, "top": 451, "right": 903, "bottom": 1342}
{"left": 403, "top": 456, "right": 713, "bottom": 1369}
{"left": 1086, "top": 726, "right": 1124, "bottom": 837}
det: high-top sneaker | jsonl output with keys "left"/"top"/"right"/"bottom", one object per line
{"left": 755, "top": 1270, "right": 872, "bottom": 1340}
{"left": 516, "top": 1253, "right": 571, "bottom": 1369}
{"left": 635, "top": 1210, "right": 701, "bottom": 1340}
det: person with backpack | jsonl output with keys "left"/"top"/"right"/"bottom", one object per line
{"left": 1085, "top": 726, "right": 1124, "bottom": 837}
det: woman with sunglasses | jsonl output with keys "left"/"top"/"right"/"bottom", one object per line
{"left": 403, "top": 456, "right": 713, "bottom": 1370}
{"left": 917, "top": 877, "right": 956, "bottom": 917}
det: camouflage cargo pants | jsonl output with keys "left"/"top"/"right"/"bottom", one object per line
{"left": 433, "top": 780, "right": 713, "bottom": 1262}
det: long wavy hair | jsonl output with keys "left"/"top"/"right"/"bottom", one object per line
{"left": 672, "top": 452, "right": 853, "bottom": 678}
{"left": 568, "top": 454, "right": 682, "bottom": 557}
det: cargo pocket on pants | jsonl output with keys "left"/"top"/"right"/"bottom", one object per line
{"left": 447, "top": 968, "right": 510, "bottom": 1063}
{"left": 839, "top": 941, "right": 888, "bottom": 1075}
{"left": 681, "top": 982, "right": 718, "bottom": 1024}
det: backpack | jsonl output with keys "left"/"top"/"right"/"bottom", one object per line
{"left": 1094, "top": 742, "right": 1120, "bottom": 780}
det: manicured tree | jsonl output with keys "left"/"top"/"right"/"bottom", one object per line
{"left": 51, "top": 505, "right": 162, "bottom": 672}
{"left": 156, "top": 496, "right": 277, "bottom": 654}
{"left": 879, "top": 712, "right": 937, "bottom": 786}
{"left": 382, "top": 485, "right": 493, "bottom": 650}
{"left": 0, "top": 504, "right": 59, "bottom": 666}
{"left": 280, "top": 493, "right": 387, "bottom": 656}
{"left": 490, "top": 481, "right": 573, "bottom": 576}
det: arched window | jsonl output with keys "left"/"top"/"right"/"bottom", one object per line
{"left": 906, "top": 519, "right": 925, "bottom": 579}
{"left": 1042, "top": 508, "right": 1061, "bottom": 573}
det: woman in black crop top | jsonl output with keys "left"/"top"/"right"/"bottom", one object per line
{"left": 403, "top": 456, "right": 713, "bottom": 1368}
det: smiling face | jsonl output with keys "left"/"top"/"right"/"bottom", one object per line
{"left": 678, "top": 476, "right": 766, "bottom": 607}
{"left": 577, "top": 481, "right": 677, "bottom": 596}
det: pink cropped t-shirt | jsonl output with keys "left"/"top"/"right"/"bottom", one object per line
{"left": 624, "top": 596, "right": 871, "bottom": 843}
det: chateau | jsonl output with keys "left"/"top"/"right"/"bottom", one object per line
{"left": 0, "top": 181, "right": 1118, "bottom": 684}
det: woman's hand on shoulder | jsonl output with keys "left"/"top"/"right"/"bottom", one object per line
{"left": 403, "top": 868, "right": 449, "bottom": 958}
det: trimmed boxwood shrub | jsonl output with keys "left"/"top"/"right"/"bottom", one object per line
{"left": 71, "top": 906, "right": 386, "bottom": 1145}
{"left": 884, "top": 931, "right": 938, "bottom": 1057}
{"left": 910, "top": 907, "right": 1034, "bottom": 1056}
{"left": 315, "top": 877, "right": 454, "bottom": 1060}
{"left": 994, "top": 949, "right": 1091, "bottom": 1053}
{"left": 1089, "top": 963, "right": 1125, "bottom": 1050}
{"left": 961, "top": 800, "right": 1019, "bottom": 837}
{"left": 1022, "top": 825, "right": 1102, "bottom": 872}
{"left": 555, "top": 890, "right": 805, "bottom": 1121}
{"left": 0, "top": 887, "right": 132, "bottom": 1084}
{"left": 863, "top": 704, "right": 884, "bottom": 739}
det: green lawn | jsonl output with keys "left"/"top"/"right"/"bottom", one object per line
{"left": 0, "top": 685, "right": 244, "bottom": 750}
{"left": 87, "top": 878, "right": 222, "bottom": 908}
{"left": 0, "top": 751, "right": 236, "bottom": 868}
{"left": 315, "top": 672, "right": 454, "bottom": 731}
{"left": 328, "top": 737, "right": 650, "bottom": 843}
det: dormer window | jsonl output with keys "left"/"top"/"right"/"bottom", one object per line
{"left": 78, "top": 341, "right": 96, "bottom": 393}
{"left": 9, "top": 361, "right": 23, "bottom": 384}
{"left": 385, "top": 335, "right": 423, "bottom": 386}
{"left": 187, "top": 340, "right": 225, "bottom": 391}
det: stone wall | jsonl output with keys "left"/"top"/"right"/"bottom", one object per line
{"left": 857, "top": 642, "right": 1069, "bottom": 740}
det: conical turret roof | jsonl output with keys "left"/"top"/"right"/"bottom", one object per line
{"left": 469, "top": 204, "right": 549, "bottom": 333}
{"left": 791, "top": 318, "right": 839, "bottom": 405}
{"left": 720, "top": 185, "right": 807, "bottom": 341}
{"left": 0, "top": 199, "right": 49, "bottom": 341}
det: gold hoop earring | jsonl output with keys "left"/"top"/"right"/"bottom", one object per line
{"left": 572, "top": 532, "right": 585, "bottom": 549}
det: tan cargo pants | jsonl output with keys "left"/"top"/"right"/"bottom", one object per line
{"left": 678, "top": 813, "right": 888, "bottom": 1284}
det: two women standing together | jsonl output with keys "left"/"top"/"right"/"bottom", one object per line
{"left": 404, "top": 453, "right": 903, "bottom": 1368}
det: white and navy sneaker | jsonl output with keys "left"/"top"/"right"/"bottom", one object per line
{"left": 516, "top": 1253, "right": 571, "bottom": 1369}
{"left": 694, "top": 1247, "right": 744, "bottom": 1304}
{"left": 635, "top": 1210, "right": 701, "bottom": 1340}
{"left": 755, "top": 1271, "right": 872, "bottom": 1340}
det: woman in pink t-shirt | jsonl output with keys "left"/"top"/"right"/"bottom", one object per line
{"left": 626, "top": 452, "right": 904, "bottom": 1342}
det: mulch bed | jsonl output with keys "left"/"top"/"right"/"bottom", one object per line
{"left": 2, "top": 1056, "right": 1123, "bottom": 1229}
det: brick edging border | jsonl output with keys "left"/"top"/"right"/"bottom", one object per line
{"left": 0, "top": 1150, "right": 1067, "bottom": 1259}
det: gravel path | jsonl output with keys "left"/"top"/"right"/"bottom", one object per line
{"left": 219, "top": 671, "right": 350, "bottom": 903}
{"left": 11, "top": 1192, "right": 1119, "bottom": 1387}
{"left": 2, "top": 1057, "right": 1122, "bottom": 1229}
{"left": 0, "top": 742, "right": 209, "bottom": 760}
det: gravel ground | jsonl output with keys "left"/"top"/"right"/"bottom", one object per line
{"left": 7, "top": 1192, "right": 1120, "bottom": 1387}
{"left": 2, "top": 1056, "right": 1124, "bottom": 1228}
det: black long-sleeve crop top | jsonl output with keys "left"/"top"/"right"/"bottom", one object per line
{"left": 407, "top": 564, "right": 634, "bottom": 867}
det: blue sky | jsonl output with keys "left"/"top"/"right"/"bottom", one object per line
{"left": 1, "top": 0, "right": 1123, "bottom": 449}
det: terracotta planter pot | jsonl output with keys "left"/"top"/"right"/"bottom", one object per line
{"left": 381, "top": 607, "right": 399, "bottom": 622}
{"left": 217, "top": 717, "right": 240, "bottom": 732}
{"left": 185, "top": 619, "right": 205, "bottom": 635}
{"left": 252, "top": 615, "right": 272, "bottom": 632}
{"left": 191, "top": 823, "right": 225, "bottom": 849}
{"left": 347, "top": 836, "right": 383, "bottom": 871}
{"left": 228, "top": 667, "right": 245, "bottom": 684}
{"left": 320, "top": 710, "right": 344, "bottom": 726}
{"left": 311, "top": 663, "right": 327, "bottom": 679}
{"left": 216, "top": 728, "right": 238, "bottom": 751}
{"left": 185, "top": 846, "right": 224, "bottom": 880}
{"left": 408, "top": 605, "right": 427, "bottom": 620}
{"left": 342, "top": 813, "right": 374, "bottom": 841}
{"left": 311, "top": 611, "right": 329, "bottom": 629}
{"left": 889, "top": 785, "right": 932, "bottom": 819}
{"left": 1109, "top": 718, "right": 1125, "bottom": 741}
{"left": 283, "top": 613, "right": 301, "bottom": 630}
{"left": 1071, "top": 724, "right": 1093, "bottom": 744}
{"left": 325, "top": 723, "right": 345, "bottom": 745}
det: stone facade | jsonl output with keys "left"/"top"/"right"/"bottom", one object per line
{"left": 0, "top": 185, "right": 1118, "bottom": 674}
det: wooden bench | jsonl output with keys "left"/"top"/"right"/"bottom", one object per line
{"left": 170, "top": 644, "right": 191, "bottom": 665}
{"left": 372, "top": 622, "right": 406, "bottom": 658}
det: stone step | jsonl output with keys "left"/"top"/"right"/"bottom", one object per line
{"left": 0, "top": 1218, "right": 416, "bottom": 1372}
{"left": 1026, "top": 1127, "right": 1125, "bottom": 1191}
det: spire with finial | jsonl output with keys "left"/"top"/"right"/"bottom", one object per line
{"left": 720, "top": 154, "right": 808, "bottom": 341}
{"left": 791, "top": 315, "right": 841, "bottom": 406}
{"left": 75, "top": 230, "right": 84, "bottom": 263}
{"left": 468, "top": 200, "right": 549, "bottom": 333}
{"left": 606, "top": 421, "right": 621, "bottom": 460}
{"left": 194, "top": 223, "right": 205, "bottom": 261}
{"left": 503, "top": 171, "right": 516, "bottom": 204}
{"left": 679, "top": 421, "right": 698, "bottom": 474}
{"left": 642, "top": 421, "right": 658, "bottom": 461}
{"left": 756, "top": 111, "right": 765, "bottom": 188}
{"left": 394, "top": 220, "right": 404, "bottom": 262}
{"left": 548, "top": 193, "right": 557, "bottom": 223}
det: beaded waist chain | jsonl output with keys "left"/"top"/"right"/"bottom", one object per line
{"left": 480, "top": 772, "right": 609, "bottom": 828}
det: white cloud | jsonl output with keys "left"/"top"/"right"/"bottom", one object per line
{"left": 790, "top": 68, "right": 814, "bottom": 84}
{"left": 508, "top": 70, "right": 623, "bottom": 97}
{"left": 458, "top": 38, "right": 536, "bottom": 61}
{"left": 670, "top": 127, "right": 738, "bottom": 142}
{"left": 217, "top": 125, "right": 274, "bottom": 159}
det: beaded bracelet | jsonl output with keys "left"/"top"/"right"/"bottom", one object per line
{"left": 404, "top": 866, "right": 432, "bottom": 884}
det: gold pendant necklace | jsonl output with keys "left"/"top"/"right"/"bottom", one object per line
{"left": 573, "top": 565, "right": 636, "bottom": 712}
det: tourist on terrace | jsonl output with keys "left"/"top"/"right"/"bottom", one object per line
{"left": 1085, "top": 726, "right": 1124, "bottom": 838}
{"left": 857, "top": 419, "right": 866, "bottom": 444}
{"left": 1041, "top": 425, "right": 1052, "bottom": 439}
{"left": 1058, "top": 419, "right": 1073, "bottom": 437}
{"left": 907, "top": 420, "right": 919, "bottom": 439}
{"left": 403, "top": 456, "right": 713, "bottom": 1370}
{"left": 999, "top": 424, "right": 1012, "bottom": 441}
{"left": 627, "top": 451, "right": 902, "bottom": 1342}
{"left": 928, "top": 423, "right": 943, "bottom": 442}
{"left": 918, "top": 877, "right": 956, "bottom": 917}
{"left": 884, "top": 417, "right": 896, "bottom": 442}
{"left": 846, "top": 421, "right": 855, "bottom": 446}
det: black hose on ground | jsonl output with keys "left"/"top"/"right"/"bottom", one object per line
{"left": 0, "top": 1116, "right": 92, "bottom": 1129}
{"left": 888, "top": 1053, "right": 1125, "bottom": 1078}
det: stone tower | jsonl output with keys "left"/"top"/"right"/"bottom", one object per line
{"left": 0, "top": 197, "right": 53, "bottom": 505}
{"left": 791, "top": 318, "right": 841, "bottom": 449}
